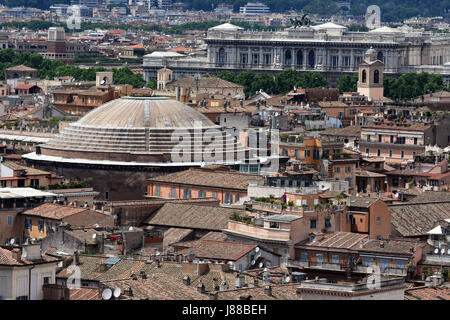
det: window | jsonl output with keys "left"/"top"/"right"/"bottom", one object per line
{"left": 224, "top": 193, "right": 232, "bottom": 204}
{"left": 325, "top": 218, "right": 331, "bottom": 228}
{"left": 300, "top": 252, "right": 308, "bottom": 262}
{"left": 316, "top": 254, "right": 323, "bottom": 266}
{"left": 376, "top": 217, "right": 381, "bottom": 224}
{"left": 389, "top": 150, "right": 393, "bottom": 157}
{"left": 282, "top": 148, "right": 288, "bottom": 156}
{"left": 374, "top": 70, "right": 379, "bottom": 83}
{"left": 198, "top": 190, "right": 206, "bottom": 198}
{"left": 46, "top": 221, "right": 52, "bottom": 232}
{"left": 235, "top": 194, "right": 240, "bottom": 203}
{"left": 313, "top": 149, "right": 320, "bottom": 160}
{"left": 24, "top": 218, "right": 32, "bottom": 230}
{"left": 269, "top": 221, "right": 280, "bottom": 229}
{"left": 414, "top": 138, "right": 417, "bottom": 145}
{"left": 332, "top": 255, "right": 339, "bottom": 264}
{"left": 55, "top": 222, "right": 60, "bottom": 232}
{"left": 171, "top": 187, "right": 176, "bottom": 198}
{"left": 377, "top": 149, "right": 381, "bottom": 157}
{"left": 401, "top": 151, "right": 405, "bottom": 158}
{"left": 397, "top": 260, "right": 404, "bottom": 269}
{"left": 43, "top": 276, "right": 51, "bottom": 285}
{"left": 183, "top": 189, "right": 191, "bottom": 199}
{"left": 294, "top": 149, "right": 299, "bottom": 159}
{"left": 240, "top": 53, "right": 248, "bottom": 64}
{"left": 310, "top": 219, "right": 316, "bottom": 229}
{"left": 378, "top": 134, "right": 382, "bottom": 142}
{"left": 7, "top": 215, "right": 12, "bottom": 226}
{"left": 263, "top": 53, "right": 271, "bottom": 65}
{"left": 362, "top": 69, "right": 367, "bottom": 83}
{"left": 364, "top": 257, "right": 372, "bottom": 266}
{"left": 30, "top": 179, "right": 39, "bottom": 187}
{"left": 412, "top": 152, "right": 416, "bottom": 158}
{"left": 38, "top": 219, "right": 44, "bottom": 233}
{"left": 218, "top": 48, "right": 226, "bottom": 63}
{"left": 365, "top": 148, "right": 370, "bottom": 155}
{"left": 304, "top": 150, "right": 310, "bottom": 157}
{"left": 381, "top": 259, "right": 387, "bottom": 272}
{"left": 105, "top": 191, "right": 109, "bottom": 200}
{"left": 334, "top": 167, "right": 340, "bottom": 173}
{"left": 155, "top": 186, "right": 160, "bottom": 197}
{"left": 213, "top": 192, "right": 217, "bottom": 199}
{"left": 252, "top": 53, "right": 259, "bottom": 65}
{"left": 346, "top": 166, "right": 352, "bottom": 173}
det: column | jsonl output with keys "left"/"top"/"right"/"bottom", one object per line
{"left": 303, "top": 48, "right": 307, "bottom": 70}
{"left": 350, "top": 49, "right": 355, "bottom": 71}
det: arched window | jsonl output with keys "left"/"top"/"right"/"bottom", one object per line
{"left": 218, "top": 48, "right": 226, "bottom": 63}
{"left": 296, "top": 50, "right": 303, "bottom": 66}
{"left": 362, "top": 69, "right": 367, "bottom": 83}
{"left": 285, "top": 50, "right": 292, "bottom": 65}
{"left": 308, "top": 50, "right": 315, "bottom": 67}
{"left": 377, "top": 51, "right": 384, "bottom": 63}
{"left": 374, "top": 70, "right": 379, "bottom": 84}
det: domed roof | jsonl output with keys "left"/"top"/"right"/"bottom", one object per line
{"left": 38, "top": 97, "right": 246, "bottom": 164}
{"left": 365, "top": 47, "right": 377, "bottom": 56}
{"left": 77, "top": 96, "right": 216, "bottom": 129}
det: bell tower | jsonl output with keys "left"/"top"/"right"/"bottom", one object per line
{"left": 357, "top": 47, "right": 384, "bottom": 101}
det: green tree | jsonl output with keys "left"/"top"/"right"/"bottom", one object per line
{"left": 218, "top": 70, "right": 236, "bottom": 83}
{"left": 298, "top": 71, "right": 328, "bottom": 89}
{"left": 338, "top": 74, "right": 358, "bottom": 93}
{"left": 275, "top": 69, "right": 301, "bottom": 93}
{"left": 251, "top": 73, "right": 277, "bottom": 95}
{"left": 235, "top": 70, "right": 255, "bottom": 97}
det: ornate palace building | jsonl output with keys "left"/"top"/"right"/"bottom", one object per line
{"left": 143, "top": 23, "right": 450, "bottom": 86}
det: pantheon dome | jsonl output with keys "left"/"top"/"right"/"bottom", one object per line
{"left": 31, "top": 96, "right": 247, "bottom": 165}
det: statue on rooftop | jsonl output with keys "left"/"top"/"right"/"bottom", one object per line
{"left": 290, "top": 13, "right": 311, "bottom": 28}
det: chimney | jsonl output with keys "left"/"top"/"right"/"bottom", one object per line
{"left": 209, "top": 292, "right": 218, "bottom": 300}
{"left": 197, "top": 282, "right": 206, "bottom": 294}
{"left": 74, "top": 250, "right": 80, "bottom": 265}
{"left": 219, "top": 280, "right": 228, "bottom": 291}
{"left": 183, "top": 275, "right": 191, "bottom": 286}
{"left": 156, "top": 260, "right": 160, "bottom": 268}
{"left": 11, "top": 248, "right": 22, "bottom": 262}
{"left": 264, "top": 285, "right": 272, "bottom": 296}
{"left": 140, "top": 271, "right": 147, "bottom": 279}
{"left": 235, "top": 273, "right": 246, "bottom": 288}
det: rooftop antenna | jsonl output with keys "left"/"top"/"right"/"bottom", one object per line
{"left": 102, "top": 288, "right": 112, "bottom": 300}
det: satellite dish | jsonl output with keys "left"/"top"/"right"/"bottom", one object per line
{"left": 10, "top": 238, "right": 15, "bottom": 245}
{"left": 258, "top": 262, "right": 264, "bottom": 268}
{"left": 102, "top": 288, "right": 112, "bottom": 300}
{"left": 434, "top": 248, "right": 439, "bottom": 254}
{"left": 92, "top": 234, "right": 97, "bottom": 239}
{"left": 100, "top": 79, "right": 106, "bottom": 85}
{"left": 447, "top": 249, "right": 450, "bottom": 255}
{"left": 113, "top": 287, "right": 121, "bottom": 298}
{"left": 285, "top": 276, "right": 290, "bottom": 283}
{"left": 255, "top": 247, "right": 260, "bottom": 253}
{"left": 251, "top": 260, "right": 256, "bottom": 266}
{"left": 129, "top": 226, "right": 133, "bottom": 231}
{"left": 441, "top": 248, "right": 445, "bottom": 255}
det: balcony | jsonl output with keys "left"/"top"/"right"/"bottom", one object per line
{"left": 288, "top": 259, "right": 343, "bottom": 271}
{"left": 353, "top": 265, "right": 407, "bottom": 277}
{"left": 226, "top": 220, "right": 291, "bottom": 242}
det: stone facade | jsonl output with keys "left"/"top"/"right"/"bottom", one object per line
{"left": 143, "top": 23, "right": 450, "bottom": 86}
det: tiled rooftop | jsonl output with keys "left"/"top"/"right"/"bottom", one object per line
{"left": 146, "top": 202, "right": 245, "bottom": 231}
{"left": 404, "top": 285, "right": 450, "bottom": 300}
{"left": 174, "top": 240, "right": 256, "bottom": 261}
{"left": 389, "top": 201, "right": 450, "bottom": 237}
{"left": 296, "top": 231, "right": 368, "bottom": 249}
{"left": 22, "top": 203, "right": 87, "bottom": 220}
{"left": 149, "top": 168, "right": 262, "bottom": 191}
